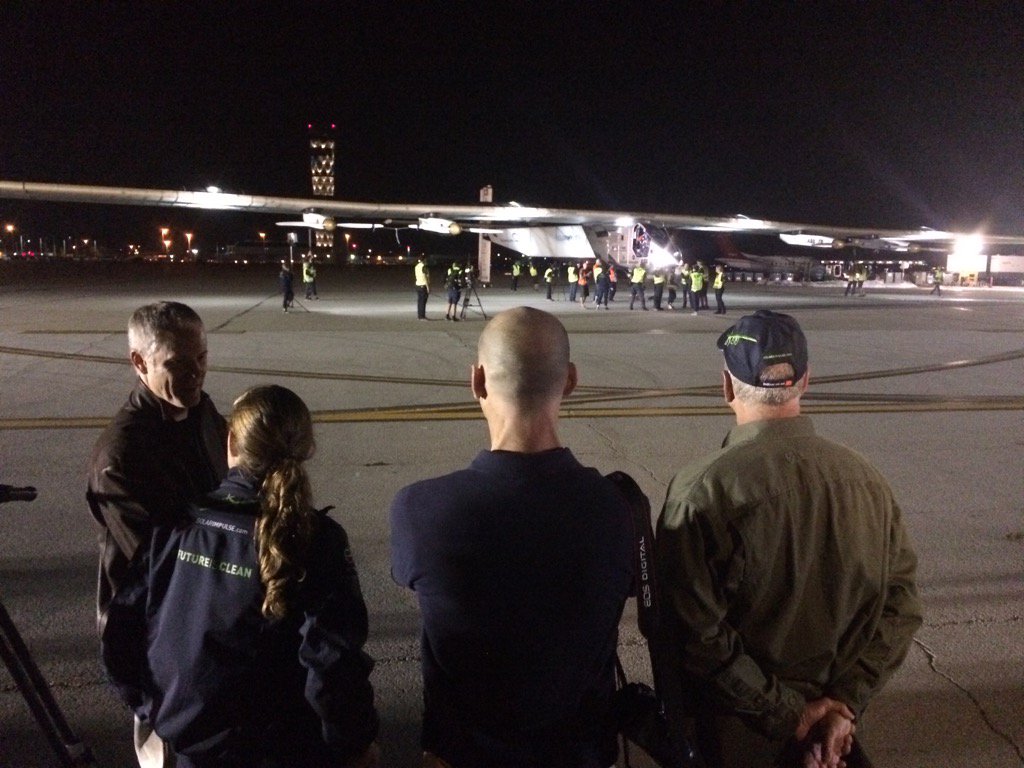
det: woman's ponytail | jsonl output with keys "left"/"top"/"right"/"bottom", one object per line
{"left": 228, "top": 386, "right": 316, "bottom": 620}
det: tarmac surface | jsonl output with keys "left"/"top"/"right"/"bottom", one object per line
{"left": 0, "top": 261, "right": 1022, "bottom": 767}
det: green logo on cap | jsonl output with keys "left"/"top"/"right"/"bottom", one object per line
{"left": 722, "top": 333, "right": 758, "bottom": 347}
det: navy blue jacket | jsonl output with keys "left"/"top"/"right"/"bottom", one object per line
{"left": 390, "top": 448, "right": 634, "bottom": 767}
{"left": 104, "top": 469, "right": 378, "bottom": 767}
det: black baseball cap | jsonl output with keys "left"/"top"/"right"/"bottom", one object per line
{"left": 716, "top": 310, "right": 808, "bottom": 388}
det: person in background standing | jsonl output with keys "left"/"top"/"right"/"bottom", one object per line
{"left": 652, "top": 269, "right": 667, "bottom": 310}
{"left": 303, "top": 257, "right": 319, "bottom": 300}
{"left": 594, "top": 260, "right": 611, "bottom": 309}
{"left": 713, "top": 264, "right": 727, "bottom": 314}
{"left": 667, "top": 266, "right": 679, "bottom": 310}
{"left": 544, "top": 263, "right": 555, "bottom": 300}
{"left": 415, "top": 255, "right": 431, "bottom": 320}
{"left": 445, "top": 262, "right": 464, "bottom": 322}
{"left": 280, "top": 262, "right": 295, "bottom": 312}
{"left": 578, "top": 260, "right": 591, "bottom": 307}
{"left": 567, "top": 262, "right": 579, "bottom": 303}
{"left": 629, "top": 262, "right": 648, "bottom": 311}
{"left": 688, "top": 265, "right": 704, "bottom": 315}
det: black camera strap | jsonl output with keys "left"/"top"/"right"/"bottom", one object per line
{"left": 606, "top": 471, "right": 703, "bottom": 768}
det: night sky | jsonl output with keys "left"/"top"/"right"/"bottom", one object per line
{"left": 2, "top": 3, "right": 1022, "bottom": 252}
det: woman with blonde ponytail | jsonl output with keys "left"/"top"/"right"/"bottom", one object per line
{"left": 113, "top": 385, "right": 379, "bottom": 768}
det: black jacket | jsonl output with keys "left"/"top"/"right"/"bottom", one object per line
{"left": 103, "top": 469, "right": 379, "bottom": 767}
{"left": 88, "top": 380, "right": 227, "bottom": 632}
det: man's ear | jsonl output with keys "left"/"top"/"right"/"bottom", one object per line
{"left": 130, "top": 350, "right": 147, "bottom": 376}
{"left": 722, "top": 369, "right": 735, "bottom": 404}
{"left": 797, "top": 368, "right": 810, "bottom": 394}
{"left": 227, "top": 429, "right": 238, "bottom": 459}
{"left": 562, "top": 362, "right": 578, "bottom": 397}
{"left": 471, "top": 364, "right": 487, "bottom": 400}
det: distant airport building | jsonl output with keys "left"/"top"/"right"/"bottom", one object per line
{"left": 308, "top": 123, "right": 336, "bottom": 259}
{"left": 946, "top": 252, "right": 1024, "bottom": 286}
{"left": 222, "top": 240, "right": 291, "bottom": 264}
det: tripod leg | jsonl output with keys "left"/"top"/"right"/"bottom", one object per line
{"left": 0, "top": 600, "right": 99, "bottom": 766}
{"left": 471, "top": 285, "right": 487, "bottom": 320}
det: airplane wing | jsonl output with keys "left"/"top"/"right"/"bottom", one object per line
{"left": 3, "top": 179, "right": 1023, "bottom": 251}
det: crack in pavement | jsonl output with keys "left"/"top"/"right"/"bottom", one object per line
{"left": 914, "top": 638, "right": 1024, "bottom": 764}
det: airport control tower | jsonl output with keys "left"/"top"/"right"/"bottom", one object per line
{"left": 308, "top": 123, "right": 336, "bottom": 259}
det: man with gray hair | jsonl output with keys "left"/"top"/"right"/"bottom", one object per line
{"left": 390, "top": 307, "right": 633, "bottom": 767}
{"left": 655, "top": 309, "right": 922, "bottom": 768}
{"left": 88, "top": 301, "right": 227, "bottom": 767}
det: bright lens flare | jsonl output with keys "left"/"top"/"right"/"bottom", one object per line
{"left": 646, "top": 242, "right": 679, "bottom": 270}
{"left": 951, "top": 234, "right": 983, "bottom": 257}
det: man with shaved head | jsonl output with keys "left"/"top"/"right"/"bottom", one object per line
{"left": 390, "top": 307, "right": 634, "bottom": 768}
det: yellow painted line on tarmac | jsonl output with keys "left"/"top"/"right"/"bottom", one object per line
{"left": 4, "top": 343, "right": 1022, "bottom": 394}
{"left": 0, "top": 417, "right": 112, "bottom": 430}
{"left": 3, "top": 396, "right": 1022, "bottom": 431}
{"left": 0, "top": 344, "right": 627, "bottom": 392}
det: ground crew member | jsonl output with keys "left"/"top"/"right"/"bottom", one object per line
{"left": 843, "top": 265, "right": 858, "bottom": 296}
{"left": 445, "top": 262, "right": 464, "bottom": 322}
{"left": 652, "top": 269, "right": 667, "bottom": 310}
{"left": 629, "top": 262, "right": 648, "bottom": 310}
{"left": 593, "top": 261, "right": 610, "bottom": 308}
{"left": 680, "top": 265, "right": 691, "bottom": 309}
{"left": 415, "top": 255, "right": 430, "bottom": 320}
{"left": 688, "top": 264, "right": 705, "bottom": 314}
{"left": 713, "top": 264, "right": 727, "bottom": 314}
{"left": 696, "top": 261, "right": 710, "bottom": 309}
{"left": 930, "top": 265, "right": 944, "bottom": 296}
{"left": 567, "top": 263, "right": 579, "bottom": 302}
{"left": 577, "top": 261, "right": 591, "bottom": 306}
{"left": 608, "top": 263, "right": 618, "bottom": 301}
{"left": 667, "top": 267, "right": 679, "bottom": 310}
{"left": 856, "top": 265, "right": 868, "bottom": 295}
{"left": 302, "top": 257, "right": 318, "bottom": 300}
{"left": 529, "top": 261, "right": 539, "bottom": 290}
{"left": 279, "top": 262, "right": 294, "bottom": 312}
{"left": 511, "top": 261, "right": 522, "bottom": 291}
{"left": 544, "top": 264, "right": 555, "bottom": 300}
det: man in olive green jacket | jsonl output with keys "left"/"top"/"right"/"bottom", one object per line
{"left": 656, "top": 310, "right": 922, "bottom": 768}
